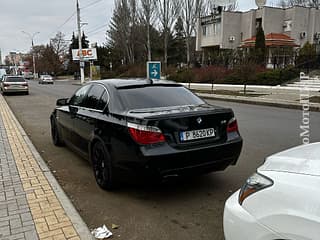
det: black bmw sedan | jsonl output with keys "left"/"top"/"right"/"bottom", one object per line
{"left": 50, "top": 79, "right": 242, "bottom": 189}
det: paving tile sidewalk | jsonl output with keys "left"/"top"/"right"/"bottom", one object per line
{"left": 0, "top": 95, "right": 93, "bottom": 240}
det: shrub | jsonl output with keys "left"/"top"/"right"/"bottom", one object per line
{"left": 119, "top": 64, "right": 146, "bottom": 78}
{"left": 193, "top": 66, "right": 230, "bottom": 83}
{"left": 254, "top": 67, "right": 299, "bottom": 85}
{"left": 169, "top": 68, "right": 195, "bottom": 83}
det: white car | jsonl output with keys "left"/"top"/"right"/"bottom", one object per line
{"left": 39, "top": 75, "right": 54, "bottom": 84}
{"left": 224, "top": 143, "right": 320, "bottom": 240}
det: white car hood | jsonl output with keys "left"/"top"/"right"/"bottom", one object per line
{"left": 259, "top": 143, "right": 320, "bottom": 176}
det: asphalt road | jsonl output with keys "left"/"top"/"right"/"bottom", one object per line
{"left": 4, "top": 79, "right": 320, "bottom": 240}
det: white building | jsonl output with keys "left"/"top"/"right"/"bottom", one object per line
{"left": 196, "top": 5, "right": 320, "bottom": 57}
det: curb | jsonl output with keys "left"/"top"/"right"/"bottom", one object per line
{"left": 2, "top": 96, "right": 94, "bottom": 240}
{"left": 199, "top": 94, "right": 320, "bottom": 112}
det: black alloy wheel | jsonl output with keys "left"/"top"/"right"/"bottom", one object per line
{"left": 50, "top": 117, "right": 64, "bottom": 146}
{"left": 92, "top": 141, "right": 116, "bottom": 190}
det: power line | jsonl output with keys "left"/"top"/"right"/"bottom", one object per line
{"left": 89, "top": 31, "right": 106, "bottom": 37}
{"left": 48, "top": 11, "right": 76, "bottom": 39}
{"left": 81, "top": 0, "right": 104, "bottom": 10}
{"left": 87, "top": 24, "right": 109, "bottom": 34}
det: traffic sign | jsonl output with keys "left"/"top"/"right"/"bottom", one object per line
{"left": 147, "top": 61, "right": 161, "bottom": 80}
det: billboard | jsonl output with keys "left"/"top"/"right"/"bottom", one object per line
{"left": 72, "top": 48, "right": 97, "bottom": 61}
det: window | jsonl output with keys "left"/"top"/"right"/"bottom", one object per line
{"left": 213, "top": 23, "right": 221, "bottom": 35}
{"left": 284, "top": 20, "right": 292, "bottom": 32}
{"left": 118, "top": 86, "right": 205, "bottom": 110}
{"left": 69, "top": 85, "right": 91, "bottom": 107}
{"left": 5, "top": 77, "right": 25, "bottom": 82}
{"left": 203, "top": 23, "right": 220, "bottom": 36}
{"left": 84, "top": 84, "right": 105, "bottom": 110}
{"left": 203, "top": 26, "right": 207, "bottom": 36}
{"left": 96, "top": 91, "right": 109, "bottom": 111}
{"left": 256, "top": 18, "right": 262, "bottom": 28}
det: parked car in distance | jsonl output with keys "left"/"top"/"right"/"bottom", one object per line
{"left": 39, "top": 75, "right": 54, "bottom": 84}
{"left": 224, "top": 143, "right": 320, "bottom": 240}
{"left": 50, "top": 79, "right": 243, "bottom": 189}
{"left": 1, "top": 75, "right": 29, "bottom": 95}
{"left": 0, "top": 69, "right": 7, "bottom": 80}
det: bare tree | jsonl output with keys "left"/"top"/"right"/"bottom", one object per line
{"left": 156, "top": 0, "right": 181, "bottom": 69}
{"left": 50, "top": 32, "right": 68, "bottom": 58}
{"left": 309, "top": 0, "right": 320, "bottom": 8}
{"left": 204, "top": 0, "right": 238, "bottom": 14}
{"left": 139, "top": 0, "right": 156, "bottom": 61}
{"left": 181, "top": 0, "right": 205, "bottom": 66}
{"left": 277, "top": 0, "right": 320, "bottom": 8}
{"left": 226, "top": 2, "right": 238, "bottom": 11}
{"left": 129, "top": 0, "right": 138, "bottom": 64}
{"left": 108, "top": 0, "right": 137, "bottom": 64}
{"left": 277, "top": 0, "right": 288, "bottom": 8}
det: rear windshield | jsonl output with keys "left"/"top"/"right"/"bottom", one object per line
{"left": 118, "top": 86, "right": 205, "bottom": 110}
{"left": 5, "top": 77, "right": 25, "bottom": 82}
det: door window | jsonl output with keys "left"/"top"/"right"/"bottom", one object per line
{"left": 69, "top": 84, "right": 92, "bottom": 107}
{"left": 96, "top": 91, "right": 109, "bottom": 111}
{"left": 84, "top": 84, "right": 107, "bottom": 110}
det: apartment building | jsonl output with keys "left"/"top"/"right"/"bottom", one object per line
{"left": 196, "top": 5, "right": 320, "bottom": 67}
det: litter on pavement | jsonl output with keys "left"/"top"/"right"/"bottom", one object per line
{"left": 91, "top": 225, "right": 113, "bottom": 239}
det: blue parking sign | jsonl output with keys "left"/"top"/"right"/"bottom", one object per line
{"left": 147, "top": 61, "right": 161, "bottom": 80}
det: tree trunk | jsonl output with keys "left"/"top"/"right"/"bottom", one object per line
{"left": 147, "top": 24, "right": 152, "bottom": 61}
{"left": 164, "top": 29, "right": 168, "bottom": 73}
{"left": 186, "top": 37, "right": 191, "bottom": 66}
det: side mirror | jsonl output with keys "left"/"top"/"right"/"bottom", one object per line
{"left": 56, "top": 98, "right": 69, "bottom": 106}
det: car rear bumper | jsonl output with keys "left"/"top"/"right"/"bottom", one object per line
{"left": 114, "top": 138, "right": 242, "bottom": 181}
{"left": 3, "top": 88, "right": 29, "bottom": 93}
{"left": 223, "top": 191, "right": 284, "bottom": 240}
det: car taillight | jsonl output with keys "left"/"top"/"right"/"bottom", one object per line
{"left": 227, "top": 118, "right": 239, "bottom": 133}
{"left": 128, "top": 123, "right": 165, "bottom": 145}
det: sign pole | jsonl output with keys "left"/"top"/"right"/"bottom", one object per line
{"left": 76, "top": 0, "right": 85, "bottom": 84}
{"left": 90, "top": 61, "right": 93, "bottom": 81}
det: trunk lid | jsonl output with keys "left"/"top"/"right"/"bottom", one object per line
{"left": 127, "top": 104, "right": 234, "bottom": 148}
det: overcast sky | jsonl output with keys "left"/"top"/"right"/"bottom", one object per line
{"left": 0, "top": 0, "right": 277, "bottom": 61}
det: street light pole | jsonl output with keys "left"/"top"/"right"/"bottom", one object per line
{"left": 76, "top": 0, "right": 85, "bottom": 84}
{"left": 22, "top": 31, "right": 40, "bottom": 79}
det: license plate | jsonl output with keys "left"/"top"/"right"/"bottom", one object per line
{"left": 11, "top": 85, "right": 23, "bottom": 89}
{"left": 180, "top": 128, "right": 215, "bottom": 142}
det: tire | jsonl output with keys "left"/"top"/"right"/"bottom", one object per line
{"left": 50, "top": 117, "right": 64, "bottom": 146}
{"left": 92, "top": 141, "right": 117, "bottom": 190}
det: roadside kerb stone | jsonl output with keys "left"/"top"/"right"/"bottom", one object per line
{"left": 198, "top": 93, "right": 320, "bottom": 112}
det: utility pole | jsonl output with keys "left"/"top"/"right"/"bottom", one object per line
{"left": 76, "top": 0, "right": 85, "bottom": 84}
{"left": 22, "top": 31, "right": 40, "bottom": 79}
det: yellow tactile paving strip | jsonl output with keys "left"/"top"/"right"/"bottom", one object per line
{"left": 0, "top": 97, "right": 81, "bottom": 240}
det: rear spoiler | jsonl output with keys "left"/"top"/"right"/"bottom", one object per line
{"left": 116, "top": 83, "right": 183, "bottom": 90}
